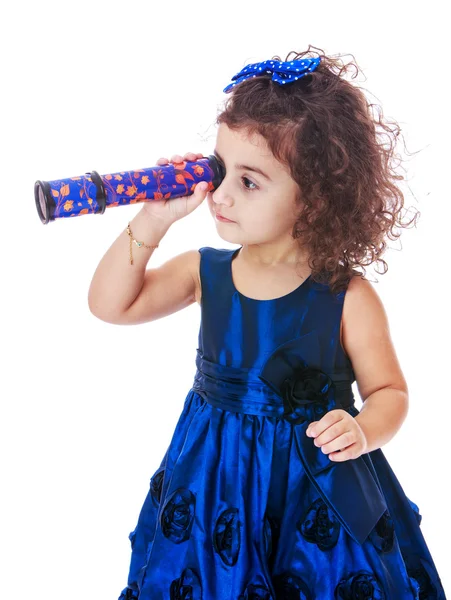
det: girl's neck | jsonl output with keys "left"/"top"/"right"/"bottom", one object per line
{"left": 238, "top": 242, "right": 308, "bottom": 268}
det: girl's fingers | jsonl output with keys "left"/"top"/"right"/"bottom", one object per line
{"left": 156, "top": 152, "right": 203, "bottom": 165}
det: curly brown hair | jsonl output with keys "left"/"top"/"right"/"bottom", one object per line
{"left": 216, "top": 44, "right": 420, "bottom": 295}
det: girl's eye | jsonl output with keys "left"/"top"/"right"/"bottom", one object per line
{"left": 241, "top": 176, "right": 258, "bottom": 192}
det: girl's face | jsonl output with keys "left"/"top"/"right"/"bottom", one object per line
{"left": 207, "top": 123, "right": 300, "bottom": 245}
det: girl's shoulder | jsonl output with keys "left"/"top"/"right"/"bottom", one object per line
{"left": 344, "top": 274, "right": 385, "bottom": 330}
{"left": 345, "top": 273, "right": 382, "bottom": 309}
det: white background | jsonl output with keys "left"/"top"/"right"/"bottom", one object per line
{"left": 1, "top": 1, "right": 449, "bottom": 598}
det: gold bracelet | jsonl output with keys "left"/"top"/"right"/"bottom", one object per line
{"left": 126, "top": 222, "right": 159, "bottom": 265}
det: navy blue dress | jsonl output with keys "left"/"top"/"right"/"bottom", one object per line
{"left": 118, "top": 246, "right": 446, "bottom": 600}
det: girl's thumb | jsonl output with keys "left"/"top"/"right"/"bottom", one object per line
{"left": 197, "top": 182, "right": 208, "bottom": 192}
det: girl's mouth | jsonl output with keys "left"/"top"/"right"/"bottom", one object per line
{"left": 215, "top": 213, "right": 235, "bottom": 223}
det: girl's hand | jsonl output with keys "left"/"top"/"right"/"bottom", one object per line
{"left": 305, "top": 410, "right": 368, "bottom": 462}
{"left": 141, "top": 152, "right": 208, "bottom": 225}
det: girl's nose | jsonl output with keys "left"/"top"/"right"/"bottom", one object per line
{"left": 212, "top": 185, "right": 233, "bottom": 206}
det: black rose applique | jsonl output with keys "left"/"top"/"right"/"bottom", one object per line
{"left": 119, "top": 587, "right": 139, "bottom": 600}
{"left": 170, "top": 567, "right": 202, "bottom": 600}
{"left": 263, "top": 513, "right": 281, "bottom": 562}
{"left": 297, "top": 497, "right": 341, "bottom": 550}
{"left": 369, "top": 510, "right": 395, "bottom": 553}
{"left": 273, "top": 572, "right": 313, "bottom": 599}
{"left": 150, "top": 467, "right": 165, "bottom": 507}
{"left": 160, "top": 487, "right": 195, "bottom": 544}
{"left": 280, "top": 364, "right": 335, "bottom": 425}
{"left": 334, "top": 570, "right": 385, "bottom": 599}
{"left": 213, "top": 507, "right": 241, "bottom": 566}
{"left": 405, "top": 555, "right": 444, "bottom": 599}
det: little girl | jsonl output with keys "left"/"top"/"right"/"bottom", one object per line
{"left": 88, "top": 47, "right": 446, "bottom": 599}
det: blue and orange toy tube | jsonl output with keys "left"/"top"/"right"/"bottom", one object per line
{"left": 35, "top": 154, "right": 225, "bottom": 224}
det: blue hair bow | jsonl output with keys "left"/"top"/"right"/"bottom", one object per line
{"left": 223, "top": 56, "right": 321, "bottom": 93}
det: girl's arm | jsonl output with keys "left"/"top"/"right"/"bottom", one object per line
{"left": 88, "top": 206, "right": 199, "bottom": 325}
{"left": 342, "top": 276, "right": 409, "bottom": 453}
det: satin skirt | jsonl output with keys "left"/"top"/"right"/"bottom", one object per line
{"left": 117, "top": 389, "right": 445, "bottom": 600}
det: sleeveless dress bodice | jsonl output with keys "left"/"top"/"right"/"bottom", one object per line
{"left": 196, "top": 246, "right": 354, "bottom": 371}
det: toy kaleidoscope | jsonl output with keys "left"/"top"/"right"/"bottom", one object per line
{"left": 34, "top": 155, "right": 225, "bottom": 224}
